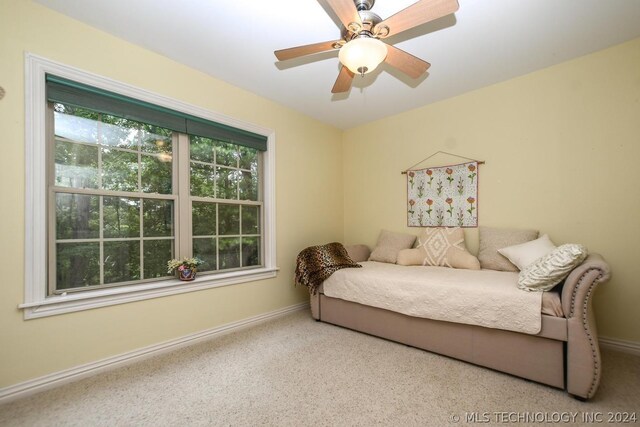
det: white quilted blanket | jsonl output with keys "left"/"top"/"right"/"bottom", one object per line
{"left": 322, "top": 261, "right": 543, "bottom": 334}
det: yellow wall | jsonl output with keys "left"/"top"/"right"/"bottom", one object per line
{"left": 0, "top": 0, "right": 343, "bottom": 387}
{"left": 343, "top": 38, "right": 640, "bottom": 343}
{"left": 2, "top": 0, "right": 639, "bottom": 391}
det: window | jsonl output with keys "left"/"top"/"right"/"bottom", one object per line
{"left": 51, "top": 104, "right": 177, "bottom": 292}
{"left": 189, "top": 136, "right": 262, "bottom": 273}
{"left": 22, "top": 54, "right": 276, "bottom": 318}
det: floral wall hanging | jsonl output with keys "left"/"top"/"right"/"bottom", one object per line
{"left": 407, "top": 161, "right": 478, "bottom": 227}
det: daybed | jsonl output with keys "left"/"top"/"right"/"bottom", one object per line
{"left": 308, "top": 242, "right": 611, "bottom": 400}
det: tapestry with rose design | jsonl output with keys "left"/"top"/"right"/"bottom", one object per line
{"left": 407, "top": 162, "right": 478, "bottom": 227}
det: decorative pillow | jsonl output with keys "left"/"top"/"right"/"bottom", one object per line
{"left": 396, "top": 248, "right": 426, "bottom": 266}
{"left": 478, "top": 227, "right": 539, "bottom": 271}
{"left": 498, "top": 234, "right": 556, "bottom": 271}
{"left": 368, "top": 230, "right": 416, "bottom": 264}
{"left": 397, "top": 227, "right": 480, "bottom": 270}
{"left": 518, "top": 244, "right": 588, "bottom": 292}
{"left": 345, "top": 244, "right": 371, "bottom": 263}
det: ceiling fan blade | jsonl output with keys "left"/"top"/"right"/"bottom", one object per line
{"left": 384, "top": 44, "right": 430, "bottom": 78}
{"left": 332, "top": 66, "right": 355, "bottom": 93}
{"left": 275, "top": 40, "right": 340, "bottom": 61}
{"left": 321, "top": 0, "right": 362, "bottom": 31}
{"left": 374, "top": 0, "right": 459, "bottom": 38}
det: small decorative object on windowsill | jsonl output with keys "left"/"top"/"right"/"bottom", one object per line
{"left": 167, "top": 257, "right": 203, "bottom": 282}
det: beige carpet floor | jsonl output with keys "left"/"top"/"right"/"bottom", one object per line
{"left": 0, "top": 310, "right": 638, "bottom": 426}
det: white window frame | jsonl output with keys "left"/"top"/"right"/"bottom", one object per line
{"left": 21, "top": 53, "right": 277, "bottom": 319}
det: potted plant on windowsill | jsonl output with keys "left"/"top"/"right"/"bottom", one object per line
{"left": 167, "top": 257, "right": 203, "bottom": 281}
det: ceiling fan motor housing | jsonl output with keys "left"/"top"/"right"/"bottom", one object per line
{"left": 354, "top": 0, "right": 374, "bottom": 11}
{"left": 343, "top": 9, "right": 383, "bottom": 40}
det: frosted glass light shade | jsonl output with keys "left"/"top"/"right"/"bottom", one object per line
{"left": 338, "top": 37, "right": 388, "bottom": 75}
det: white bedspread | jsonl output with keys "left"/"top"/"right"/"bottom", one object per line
{"left": 322, "top": 261, "right": 543, "bottom": 334}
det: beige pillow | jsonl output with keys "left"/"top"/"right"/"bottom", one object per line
{"left": 518, "top": 244, "right": 588, "bottom": 291}
{"left": 345, "top": 244, "right": 371, "bottom": 263}
{"left": 478, "top": 227, "right": 539, "bottom": 271}
{"left": 497, "top": 234, "right": 556, "bottom": 271}
{"left": 397, "top": 227, "right": 480, "bottom": 270}
{"left": 397, "top": 248, "right": 426, "bottom": 266}
{"left": 368, "top": 230, "right": 416, "bottom": 264}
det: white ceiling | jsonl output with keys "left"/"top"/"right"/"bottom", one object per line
{"left": 35, "top": 0, "right": 640, "bottom": 129}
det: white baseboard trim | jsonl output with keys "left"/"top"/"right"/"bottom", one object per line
{"left": 0, "top": 302, "right": 309, "bottom": 404}
{"left": 599, "top": 337, "right": 640, "bottom": 356}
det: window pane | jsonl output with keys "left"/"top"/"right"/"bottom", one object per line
{"left": 190, "top": 163, "right": 216, "bottom": 198}
{"left": 143, "top": 239, "right": 173, "bottom": 279}
{"left": 238, "top": 146, "right": 257, "bottom": 170}
{"left": 103, "top": 196, "right": 140, "bottom": 238}
{"left": 219, "top": 237, "right": 240, "bottom": 270}
{"left": 192, "top": 202, "right": 217, "bottom": 236}
{"left": 55, "top": 141, "right": 99, "bottom": 189}
{"left": 56, "top": 242, "right": 100, "bottom": 289}
{"left": 239, "top": 170, "right": 258, "bottom": 201}
{"left": 141, "top": 125, "right": 172, "bottom": 155}
{"left": 100, "top": 115, "right": 139, "bottom": 149}
{"left": 102, "top": 149, "right": 138, "bottom": 192}
{"left": 218, "top": 204, "right": 240, "bottom": 235}
{"left": 216, "top": 142, "right": 238, "bottom": 168}
{"left": 242, "top": 237, "right": 260, "bottom": 267}
{"left": 143, "top": 199, "right": 174, "bottom": 237}
{"left": 104, "top": 241, "right": 140, "bottom": 284}
{"left": 193, "top": 238, "right": 217, "bottom": 272}
{"left": 56, "top": 193, "right": 100, "bottom": 240}
{"left": 241, "top": 205, "right": 259, "bottom": 235}
{"left": 141, "top": 154, "right": 172, "bottom": 194}
{"left": 54, "top": 105, "right": 98, "bottom": 144}
{"left": 190, "top": 136, "right": 214, "bottom": 163}
{"left": 216, "top": 167, "right": 239, "bottom": 200}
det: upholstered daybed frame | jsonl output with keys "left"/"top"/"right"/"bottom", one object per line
{"left": 310, "top": 249, "right": 610, "bottom": 400}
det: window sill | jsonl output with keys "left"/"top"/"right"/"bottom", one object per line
{"left": 19, "top": 267, "right": 279, "bottom": 319}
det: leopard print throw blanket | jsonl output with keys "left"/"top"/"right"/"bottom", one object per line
{"left": 295, "top": 242, "right": 362, "bottom": 295}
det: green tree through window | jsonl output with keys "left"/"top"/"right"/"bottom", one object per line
{"left": 50, "top": 103, "right": 263, "bottom": 293}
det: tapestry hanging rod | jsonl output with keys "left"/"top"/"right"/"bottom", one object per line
{"left": 401, "top": 151, "right": 485, "bottom": 175}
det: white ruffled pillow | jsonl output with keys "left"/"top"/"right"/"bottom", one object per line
{"left": 518, "top": 244, "right": 588, "bottom": 292}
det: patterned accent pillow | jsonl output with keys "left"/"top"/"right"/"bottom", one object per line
{"left": 497, "top": 234, "right": 557, "bottom": 271}
{"left": 518, "top": 244, "right": 588, "bottom": 292}
{"left": 397, "top": 227, "right": 480, "bottom": 270}
{"left": 368, "top": 230, "right": 416, "bottom": 264}
{"left": 478, "top": 227, "right": 539, "bottom": 271}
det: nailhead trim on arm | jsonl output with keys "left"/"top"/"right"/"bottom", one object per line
{"left": 569, "top": 268, "right": 606, "bottom": 398}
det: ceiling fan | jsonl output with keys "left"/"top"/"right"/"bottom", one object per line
{"left": 274, "top": 0, "right": 460, "bottom": 93}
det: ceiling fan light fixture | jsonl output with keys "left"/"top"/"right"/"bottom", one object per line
{"left": 338, "top": 36, "right": 387, "bottom": 76}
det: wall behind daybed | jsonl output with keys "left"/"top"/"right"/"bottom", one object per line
{"left": 0, "top": 0, "right": 343, "bottom": 388}
{"left": 342, "top": 38, "right": 640, "bottom": 345}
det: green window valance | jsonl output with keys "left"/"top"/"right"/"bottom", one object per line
{"left": 46, "top": 74, "right": 267, "bottom": 151}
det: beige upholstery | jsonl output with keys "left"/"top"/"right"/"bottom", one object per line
{"left": 320, "top": 294, "right": 565, "bottom": 388}
{"left": 345, "top": 244, "right": 371, "bottom": 263}
{"left": 561, "top": 254, "right": 611, "bottom": 399}
{"left": 311, "top": 253, "right": 610, "bottom": 399}
{"left": 310, "top": 290, "right": 320, "bottom": 320}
